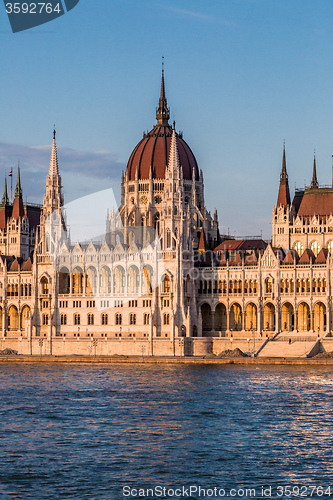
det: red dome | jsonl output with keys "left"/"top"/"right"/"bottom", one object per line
{"left": 126, "top": 124, "right": 199, "bottom": 181}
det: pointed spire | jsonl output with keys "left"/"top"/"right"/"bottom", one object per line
{"left": 168, "top": 128, "right": 180, "bottom": 173}
{"left": 311, "top": 153, "right": 318, "bottom": 189}
{"left": 198, "top": 228, "right": 207, "bottom": 255}
{"left": 49, "top": 128, "right": 59, "bottom": 177}
{"left": 14, "top": 167, "right": 22, "bottom": 199}
{"left": 12, "top": 167, "right": 24, "bottom": 218}
{"left": 1, "top": 177, "right": 9, "bottom": 206}
{"left": 42, "top": 129, "right": 64, "bottom": 218}
{"left": 156, "top": 58, "right": 170, "bottom": 125}
{"left": 276, "top": 143, "right": 291, "bottom": 207}
{"left": 281, "top": 141, "right": 287, "bottom": 180}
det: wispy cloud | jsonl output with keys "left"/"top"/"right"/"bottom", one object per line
{"left": 0, "top": 141, "right": 125, "bottom": 205}
{"left": 162, "top": 6, "right": 235, "bottom": 26}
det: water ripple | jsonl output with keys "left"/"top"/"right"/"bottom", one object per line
{"left": 0, "top": 365, "right": 333, "bottom": 498}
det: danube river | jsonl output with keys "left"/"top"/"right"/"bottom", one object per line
{"left": 0, "top": 364, "right": 333, "bottom": 499}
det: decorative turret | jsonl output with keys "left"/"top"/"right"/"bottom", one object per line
{"left": 168, "top": 128, "right": 180, "bottom": 176}
{"left": 276, "top": 144, "right": 291, "bottom": 207}
{"left": 156, "top": 60, "right": 170, "bottom": 126}
{"left": 12, "top": 168, "right": 24, "bottom": 219}
{"left": 39, "top": 130, "right": 66, "bottom": 255}
{"left": 14, "top": 167, "right": 22, "bottom": 199}
{"left": 311, "top": 153, "right": 318, "bottom": 189}
{"left": 1, "top": 177, "right": 9, "bottom": 207}
{"left": 42, "top": 129, "right": 64, "bottom": 218}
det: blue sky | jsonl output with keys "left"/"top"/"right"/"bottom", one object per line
{"left": 1, "top": 0, "right": 333, "bottom": 238}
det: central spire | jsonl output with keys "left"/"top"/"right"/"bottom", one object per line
{"left": 311, "top": 153, "right": 318, "bottom": 189}
{"left": 156, "top": 58, "right": 170, "bottom": 125}
{"left": 276, "top": 143, "right": 291, "bottom": 207}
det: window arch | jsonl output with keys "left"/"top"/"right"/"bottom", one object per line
{"left": 162, "top": 274, "right": 170, "bottom": 293}
{"left": 166, "top": 228, "right": 172, "bottom": 249}
{"left": 130, "top": 313, "right": 136, "bottom": 325}
{"left": 115, "top": 313, "right": 122, "bottom": 325}
{"left": 328, "top": 241, "right": 333, "bottom": 254}
{"left": 310, "top": 241, "right": 321, "bottom": 257}
{"left": 154, "top": 213, "right": 160, "bottom": 235}
{"left": 88, "top": 313, "right": 94, "bottom": 325}
{"left": 40, "top": 276, "right": 49, "bottom": 295}
{"left": 294, "top": 241, "right": 304, "bottom": 257}
{"left": 74, "top": 313, "right": 80, "bottom": 325}
{"left": 265, "top": 277, "right": 273, "bottom": 294}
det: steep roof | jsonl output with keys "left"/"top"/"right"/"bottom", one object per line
{"left": 214, "top": 239, "right": 267, "bottom": 253}
{"left": 299, "top": 249, "right": 315, "bottom": 264}
{"left": 297, "top": 188, "right": 333, "bottom": 218}
{"left": 315, "top": 248, "right": 328, "bottom": 264}
{"left": 283, "top": 250, "right": 299, "bottom": 264}
{"left": 276, "top": 145, "right": 291, "bottom": 207}
{"left": 21, "top": 257, "right": 32, "bottom": 271}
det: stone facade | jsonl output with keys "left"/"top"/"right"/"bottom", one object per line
{"left": 1, "top": 74, "right": 333, "bottom": 357}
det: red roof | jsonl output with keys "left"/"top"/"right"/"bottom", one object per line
{"left": 214, "top": 239, "right": 267, "bottom": 253}
{"left": 283, "top": 250, "right": 299, "bottom": 264}
{"left": 9, "top": 259, "right": 19, "bottom": 271}
{"left": 277, "top": 181, "right": 291, "bottom": 208}
{"left": 215, "top": 251, "right": 227, "bottom": 265}
{"left": 0, "top": 206, "right": 12, "bottom": 229}
{"left": 297, "top": 188, "right": 333, "bottom": 217}
{"left": 12, "top": 198, "right": 24, "bottom": 219}
{"left": 126, "top": 125, "right": 199, "bottom": 181}
{"left": 21, "top": 257, "right": 32, "bottom": 271}
{"left": 315, "top": 248, "right": 328, "bottom": 264}
{"left": 299, "top": 249, "right": 315, "bottom": 264}
{"left": 244, "top": 251, "right": 258, "bottom": 265}
{"left": 229, "top": 252, "right": 242, "bottom": 265}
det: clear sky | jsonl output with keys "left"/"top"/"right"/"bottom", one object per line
{"left": 1, "top": 0, "right": 333, "bottom": 239}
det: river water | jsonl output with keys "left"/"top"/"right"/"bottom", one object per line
{"left": 0, "top": 363, "right": 332, "bottom": 499}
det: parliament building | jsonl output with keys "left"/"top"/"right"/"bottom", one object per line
{"left": 1, "top": 71, "right": 332, "bottom": 357}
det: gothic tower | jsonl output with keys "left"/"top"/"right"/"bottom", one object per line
{"left": 272, "top": 145, "right": 292, "bottom": 249}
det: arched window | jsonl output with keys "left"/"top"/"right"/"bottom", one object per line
{"left": 61, "top": 314, "right": 67, "bottom": 325}
{"left": 88, "top": 313, "right": 94, "bottom": 325}
{"left": 74, "top": 313, "right": 80, "bottom": 325}
{"left": 162, "top": 275, "right": 170, "bottom": 293}
{"left": 144, "top": 313, "right": 150, "bottom": 325}
{"left": 294, "top": 241, "right": 304, "bottom": 257}
{"left": 163, "top": 313, "right": 170, "bottom": 325}
{"left": 310, "top": 241, "right": 321, "bottom": 257}
{"left": 42, "top": 314, "right": 49, "bottom": 326}
{"left": 328, "top": 241, "right": 333, "bottom": 254}
{"left": 166, "top": 228, "right": 171, "bottom": 248}
{"left": 154, "top": 213, "right": 160, "bottom": 235}
{"left": 115, "top": 313, "right": 122, "bottom": 325}
{"left": 130, "top": 313, "right": 136, "bottom": 325}
{"left": 101, "top": 313, "right": 108, "bottom": 325}
{"left": 265, "top": 277, "right": 272, "bottom": 294}
{"left": 280, "top": 279, "right": 284, "bottom": 293}
{"left": 41, "top": 277, "right": 49, "bottom": 295}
